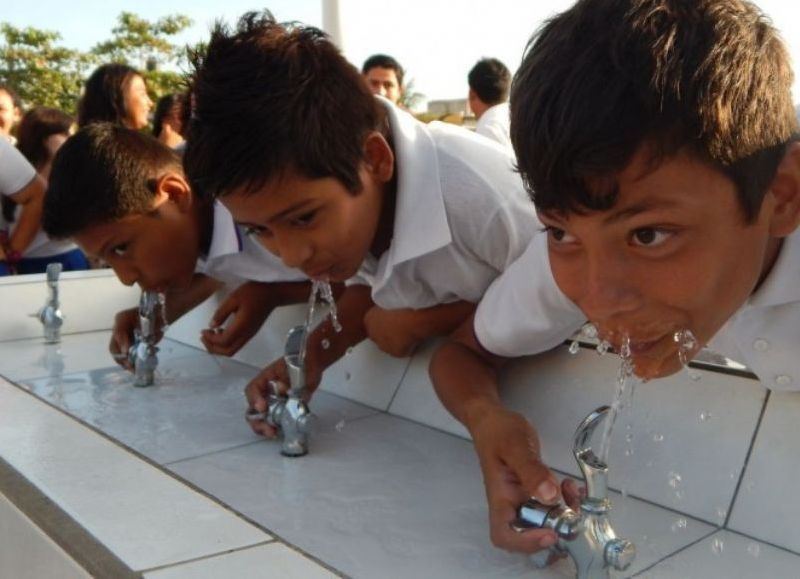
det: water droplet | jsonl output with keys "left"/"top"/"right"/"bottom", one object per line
{"left": 711, "top": 537, "right": 724, "bottom": 555}
{"left": 653, "top": 433, "right": 664, "bottom": 442}
{"left": 670, "top": 518, "right": 688, "bottom": 532}
{"left": 668, "top": 471, "right": 682, "bottom": 488}
{"left": 716, "top": 507, "right": 727, "bottom": 520}
{"left": 674, "top": 328, "right": 699, "bottom": 366}
{"left": 321, "top": 338, "right": 331, "bottom": 350}
{"left": 620, "top": 487, "right": 629, "bottom": 498}
{"left": 729, "top": 472, "right": 738, "bottom": 480}
{"left": 674, "top": 490, "right": 685, "bottom": 500}
{"left": 745, "top": 481, "right": 756, "bottom": 492}
{"left": 624, "top": 448, "right": 634, "bottom": 456}
{"left": 345, "top": 347, "right": 354, "bottom": 356}
{"left": 580, "top": 323, "right": 598, "bottom": 339}
{"left": 746, "top": 542, "right": 761, "bottom": 558}
{"left": 335, "top": 420, "right": 346, "bottom": 432}
{"left": 688, "top": 371, "right": 702, "bottom": 381}
{"left": 345, "top": 372, "right": 351, "bottom": 381}
{"left": 596, "top": 340, "right": 611, "bottom": 355}
{"left": 625, "top": 433, "right": 634, "bottom": 443}
{"left": 699, "top": 410, "right": 713, "bottom": 421}
{"left": 568, "top": 340, "right": 581, "bottom": 355}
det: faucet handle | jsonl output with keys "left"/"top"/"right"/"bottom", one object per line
{"left": 572, "top": 406, "right": 611, "bottom": 506}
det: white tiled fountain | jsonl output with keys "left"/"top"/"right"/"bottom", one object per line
{"left": 0, "top": 270, "right": 797, "bottom": 578}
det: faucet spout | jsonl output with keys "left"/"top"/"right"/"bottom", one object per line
{"left": 39, "top": 263, "right": 64, "bottom": 344}
{"left": 128, "top": 291, "right": 160, "bottom": 387}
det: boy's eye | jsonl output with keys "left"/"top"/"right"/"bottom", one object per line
{"left": 244, "top": 225, "right": 271, "bottom": 238}
{"left": 290, "top": 210, "right": 316, "bottom": 227}
{"left": 542, "top": 225, "right": 575, "bottom": 244}
{"left": 112, "top": 244, "right": 128, "bottom": 257}
{"left": 631, "top": 227, "right": 672, "bottom": 247}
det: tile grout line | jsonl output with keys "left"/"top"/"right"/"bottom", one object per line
{"left": 136, "top": 540, "right": 275, "bottom": 574}
{"left": 723, "top": 389, "right": 771, "bottom": 529}
{"left": 631, "top": 527, "right": 720, "bottom": 577}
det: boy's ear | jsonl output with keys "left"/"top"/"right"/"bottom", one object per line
{"left": 155, "top": 172, "right": 193, "bottom": 213}
{"left": 766, "top": 142, "right": 800, "bottom": 237}
{"left": 363, "top": 132, "right": 394, "bottom": 184}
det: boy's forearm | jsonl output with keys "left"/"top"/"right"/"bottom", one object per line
{"left": 411, "top": 300, "right": 477, "bottom": 342}
{"left": 429, "top": 317, "right": 507, "bottom": 433}
{"left": 306, "top": 284, "right": 373, "bottom": 372}
{"left": 165, "top": 274, "right": 223, "bottom": 323}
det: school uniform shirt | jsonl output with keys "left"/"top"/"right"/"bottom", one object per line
{"left": 473, "top": 232, "right": 586, "bottom": 357}
{"left": 352, "top": 98, "right": 541, "bottom": 311}
{"left": 195, "top": 201, "right": 307, "bottom": 286}
{"left": 475, "top": 102, "right": 513, "bottom": 154}
{"left": 0, "top": 139, "right": 78, "bottom": 259}
{"left": 707, "top": 227, "right": 800, "bottom": 391}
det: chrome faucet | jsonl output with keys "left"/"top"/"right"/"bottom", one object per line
{"left": 127, "top": 291, "right": 160, "bottom": 387}
{"left": 513, "top": 406, "right": 636, "bottom": 578}
{"left": 250, "top": 325, "right": 315, "bottom": 457}
{"left": 38, "top": 263, "right": 64, "bottom": 344}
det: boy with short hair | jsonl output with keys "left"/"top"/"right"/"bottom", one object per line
{"left": 183, "top": 12, "right": 544, "bottom": 437}
{"left": 43, "top": 123, "right": 311, "bottom": 363}
{"left": 430, "top": 0, "right": 800, "bottom": 555}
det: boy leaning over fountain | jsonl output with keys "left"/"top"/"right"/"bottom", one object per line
{"left": 182, "top": 11, "right": 555, "bottom": 437}
{"left": 430, "top": 0, "right": 800, "bottom": 556}
{"left": 42, "top": 124, "right": 312, "bottom": 367}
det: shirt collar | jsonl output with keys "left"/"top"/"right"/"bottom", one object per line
{"left": 204, "top": 201, "right": 243, "bottom": 263}
{"left": 379, "top": 97, "right": 452, "bottom": 268}
{"left": 747, "top": 227, "right": 800, "bottom": 309}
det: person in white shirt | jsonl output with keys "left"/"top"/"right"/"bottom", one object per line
{"left": 468, "top": 58, "right": 512, "bottom": 153}
{"left": 430, "top": 0, "right": 800, "bottom": 557}
{"left": 0, "top": 84, "right": 22, "bottom": 145}
{"left": 182, "top": 12, "right": 546, "bottom": 437}
{"left": 43, "top": 123, "right": 311, "bottom": 367}
{"left": 0, "top": 138, "right": 46, "bottom": 275}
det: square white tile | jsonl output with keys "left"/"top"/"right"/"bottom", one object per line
{"left": 0, "top": 378, "right": 270, "bottom": 571}
{"left": 728, "top": 390, "right": 800, "bottom": 552}
{"left": 144, "top": 543, "right": 338, "bottom": 579}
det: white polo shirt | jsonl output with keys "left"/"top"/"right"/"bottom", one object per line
{"left": 707, "top": 228, "right": 800, "bottom": 391}
{"left": 195, "top": 201, "right": 307, "bottom": 286}
{"left": 475, "top": 102, "right": 513, "bottom": 154}
{"left": 0, "top": 138, "right": 36, "bottom": 198}
{"left": 353, "top": 99, "right": 541, "bottom": 310}
{"left": 473, "top": 232, "right": 586, "bottom": 357}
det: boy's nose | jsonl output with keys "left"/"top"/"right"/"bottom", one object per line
{"left": 112, "top": 263, "right": 138, "bottom": 287}
{"left": 577, "top": 256, "right": 642, "bottom": 324}
{"left": 274, "top": 237, "right": 313, "bottom": 270}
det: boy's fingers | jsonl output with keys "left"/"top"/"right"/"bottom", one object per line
{"left": 505, "top": 445, "right": 561, "bottom": 506}
{"left": 562, "top": 479, "right": 583, "bottom": 510}
{"left": 210, "top": 299, "right": 238, "bottom": 327}
{"left": 489, "top": 500, "right": 558, "bottom": 553}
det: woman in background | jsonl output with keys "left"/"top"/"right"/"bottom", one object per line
{"left": 77, "top": 63, "right": 153, "bottom": 129}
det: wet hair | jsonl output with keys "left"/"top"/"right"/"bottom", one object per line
{"left": 4, "top": 107, "right": 74, "bottom": 223}
{"left": 184, "top": 11, "right": 380, "bottom": 198}
{"left": 43, "top": 123, "right": 182, "bottom": 238}
{"left": 511, "top": 0, "right": 798, "bottom": 222}
{"left": 361, "top": 54, "right": 405, "bottom": 88}
{"left": 468, "top": 58, "right": 511, "bottom": 106}
{"left": 152, "top": 93, "right": 187, "bottom": 138}
{"left": 77, "top": 64, "right": 142, "bottom": 128}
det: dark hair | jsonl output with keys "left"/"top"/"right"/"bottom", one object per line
{"left": 43, "top": 123, "right": 182, "bottom": 238}
{"left": 77, "top": 64, "right": 141, "bottom": 128}
{"left": 4, "top": 107, "right": 74, "bottom": 223}
{"left": 511, "top": 0, "right": 798, "bottom": 222}
{"left": 361, "top": 54, "right": 405, "bottom": 88}
{"left": 185, "top": 11, "right": 380, "bottom": 198}
{"left": 468, "top": 58, "right": 511, "bottom": 105}
{"left": 152, "top": 93, "right": 187, "bottom": 138}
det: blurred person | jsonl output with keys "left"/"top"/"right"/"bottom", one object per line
{"left": 77, "top": 63, "right": 153, "bottom": 130}
{"left": 362, "top": 54, "right": 404, "bottom": 105}
{"left": 0, "top": 83, "right": 23, "bottom": 144}
{"left": 467, "top": 58, "right": 512, "bottom": 151}
{"left": 153, "top": 93, "right": 187, "bottom": 149}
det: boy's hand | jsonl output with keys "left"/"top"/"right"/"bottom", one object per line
{"left": 244, "top": 352, "right": 323, "bottom": 437}
{"left": 109, "top": 308, "right": 139, "bottom": 370}
{"left": 364, "top": 306, "right": 421, "bottom": 357}
{"left": 469, "top": 405, "right": 565, "bottom": 553}
{"left": 201, "top": 282, "right": 279, "bottom": 356}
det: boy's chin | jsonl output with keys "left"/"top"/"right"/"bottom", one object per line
{"left": 632, "top": 355, "right": 685, "bottom": 381}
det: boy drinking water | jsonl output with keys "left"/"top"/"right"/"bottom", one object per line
{"left": 430, "top": 0, "right": 800, "bottom": 555}
{"left": 43, "top": 124, "right": 312, "bottom": 364}
{"left": 183, "top": 12, "right": 546, "bottom": 436}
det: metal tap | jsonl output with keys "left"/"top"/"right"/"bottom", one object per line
{"left": 127, "top": 291, "right": 160, "bottom": 387}
{"left": 250, "top": 325, "right": 315, "bottom": 457}
{"left": 38, "top": 263, "right": 64, "bottom": 344}
{"left": 513, "top": 406, "right": 636, "bottom": 578}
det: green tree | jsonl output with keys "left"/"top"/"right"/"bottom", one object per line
{"left": 0, "top": 24, "right": 95, "bottom": 114}
{"left": 91, "top": 12, "right": 193, "bottom": 98}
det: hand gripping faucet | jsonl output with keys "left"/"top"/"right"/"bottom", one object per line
{"left": 513, "top": 406, "right": 636, "bottom": 578}
{"left": 263, "top": 325, "right": 315, "bottom": 457}
{"left": 127, "top": 291, "right": 160, "bottom": 387}
{"left": 38, "top": 263, "right": 64, "bottom": 344}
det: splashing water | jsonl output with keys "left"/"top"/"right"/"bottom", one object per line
{"left": 299, "top": 280, "right": 342, "bottom": 365}
{"left": 157, "top": 292, "right": 169, "bottom": 334}
{"left": 568, "top": 340, "right": 581, "bottom": 355}
{"left": 668, "top": 471, "right": 682, "bottom": 489}
{"left": 321, "top": 339, "right": 331, "bottom": 350}
{"left": 596, "top": 339, "right": 612, "bottom": 356}
{"left": 580, "top": 322, "right": 599, "bottom": 340}
{"left": 670, "top": 518, "right": 688, "bottom": 533}
{"left": 746, "top": 542, "right": 761, "bottom": 558}
{"left": 674, "top": 329, "right": 699, "bottom": 367}
{"left": 597, "top": 335, "right": 640, "bottom": 464}
{"left": 711, "top": 537, "right": 724, "bottom": 555}
{"left": 318, "top": 281, "right": 342, "bottom": 332}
